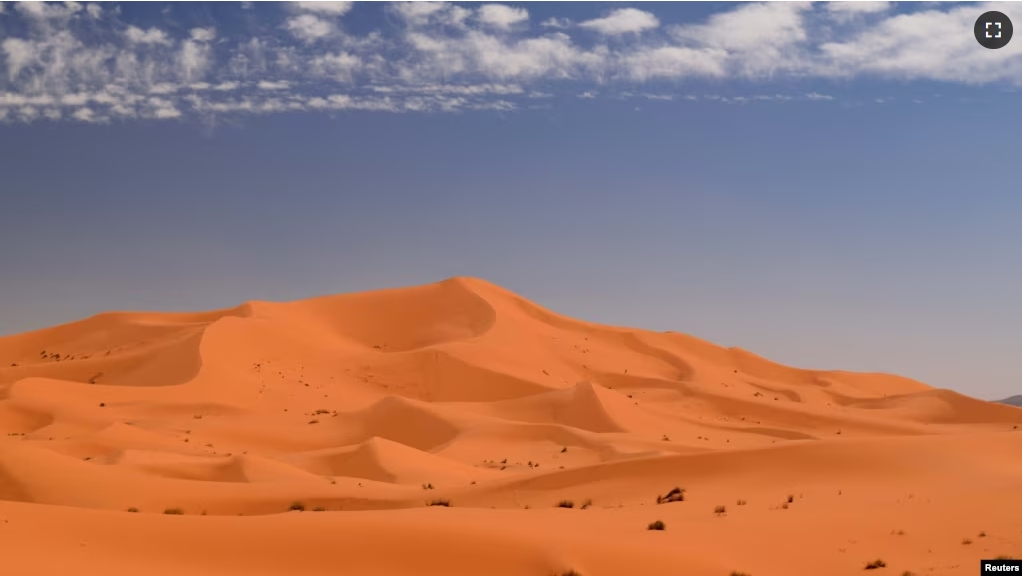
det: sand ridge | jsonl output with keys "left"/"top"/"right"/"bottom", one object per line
{"left": 1, "top": 276, "right": 1020, "bottom": 575}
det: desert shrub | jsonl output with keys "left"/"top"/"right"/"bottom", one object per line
{"left": 647, "top": 520, "right": 666, "bottom": 531}
{"left": 657, "top": 487, "right": 685, "bottom": 504}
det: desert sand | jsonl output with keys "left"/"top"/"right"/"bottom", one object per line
{"left": 1, "top": 276, "right": 1020, "bottom": 576}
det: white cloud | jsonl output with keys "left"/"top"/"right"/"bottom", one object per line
{"left": 178, "top": 40, "right": 211, "bottom": 82}
{"left": 15, "top": 1, "right": 79, "bottom": 19}
{"left": 806, "top": 92, "right": 834, "bottom": 100}
{"left": 828, "top": 2, "right": 892, "bottom": 15}
{"left": 2, "top": 38, "right": 36, "bottom": 81}
{"left": 125, "top": 26, "right": 172, "bottom": 46}
{"left": 477, "top": 4, "right": 528, "bottom": 31}
{"left": 391, "top": 2, "right": 471, "bottom": 28}
{"left": 577, "top": 91, "right": 597, "bottom": 99}
{"left": 190, "top": 27, "right": 216, "bottom": 43}
{"left": 541, "top": 17, "right": 571, "bottom": 29}
{"left": 616, "top": 46, "right": 726, "bottom": 81}
{"left": 257, "top": 80, "right": 289, "bottom": 90}
{"left": 285, "top": 14, "right": 334, "bottom": 41}
{"left": 579, "top": 8, "right": 659, "bottom": 35}
{"left": 309, "top": 51, "right": 362, "bottom": 82}
{"left": 293, "top": 1, "right": 353, "bottom": 15}
{"left": 672, "top": 2, "right": 811, "bottom": 77}
{"left": 85, "top": 3, "right": 100, "bottom": 18}
{"left": 71, "top": 106, "right": 98, "bottom": 122}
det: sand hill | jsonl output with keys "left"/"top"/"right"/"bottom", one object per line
{"left": 1, "top": 277, "right": 1020, "bottom": 576}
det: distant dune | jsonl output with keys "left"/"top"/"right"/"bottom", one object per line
{"left": 997, "top": 395, "right": 1022, "bottom": 407}
{"left": 1, "top": 277, "right": 1020, "bottom": 576}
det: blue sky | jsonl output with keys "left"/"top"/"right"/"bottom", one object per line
{"left": 2, "top": 1, "right": 1021, "bottom": 400}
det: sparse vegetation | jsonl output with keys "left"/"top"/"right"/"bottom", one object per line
{"left": 556, "top": 500, "right": 575, "bottom": 509}
{"left": 581, "top": 499, "right": 592, "bottom": 510}
{"left": 289, "top": 501, "right": 305, "bottom": 511}
{"left": 730, "top": 572, "right": 752, "bottom": 576}
{"left": 428, "top": 499, "right": 451, "bottom": 507}
{"left": 864, "top": 559, "right": 886, "bottom": 570}
{"left": 561, "top": 447, "right": 568, "bottom": 453}
{"left": 163, "top": 508, "right": 184, "bottom": 515}
{"left": 308, "top": 419, "right": 319, "bottom": 424}
{"left": 656, "top": 487, "right": 685, "bottom": 504}
{"left": 979, "top": 531, "right": 987, "bottom": 538}
{"left": 422, "top": 483, "right": 434, "bottom": 490}
{"left": 737, "top": 499, "right": 747, "bottom": 506}
{"left": 962, "top": 538, "right": 972, "bottom": 545}
{"left": 557, "top": 571, "right": 582, "bottom": 576}
{"left": 647, "top": 520, "right": 665, "bottom": 531}
{"left": 313, "top": 507, "right": 326, "bottom": 512}
{"left": 714, "top": 505, "right": 727, "bottom": 515}
{"left": 786, "top": 494, "right": 794, "bottom": 503}
{"left": 127, "top": 507, "right": 139, "bottom": 513}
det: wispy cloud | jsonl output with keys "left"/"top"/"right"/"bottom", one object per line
{"left": 579, "top": 8, "right": 660, "bottom": 36}
{"left": 0, "top": 2, "right": 1018, "bottom": 124}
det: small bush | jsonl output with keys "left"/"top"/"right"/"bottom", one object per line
{"left": 289, "top": 501, "right": 305, "bottom": 511}
{"left": 422, "top": 483, "right": 434, "bottom": 490}
{"left": 962, "top": 538, "right": 972, "bottom": 545}
{"left": 864, "top": 559, "right": 886, "bottom": 569}
{"left": 647, "top": 520, "right": 666, "bottom": 531}
{"left": 657, "top": 487, "right": 685, "bottom": 504}
{"left": 580, "top": 499, "right": 592, "bottom": 510}
{"left": 558, "top": 571, "right": 582, "bottom": 576}
{"left": 730, "top": 572, "right": 752, "bottom": 576}
{"left": 787, "top": 495, "right": 794, "bottom": 503}
{"left": 979, "top": 531, "right": 987, "bottom": 538}
{"left": 163, "top": 508, "right": 184, "bottom": 515}
{"left": 561, "top": 447, "right": 568, "bottom": 453}
{"left": 737, "top": 499, "right": 747, "bottom": 506}
{"left": 714, "top": 505, "right": 727, "bottom": 515}
{"left": 556, "top": 500, "right": 575, "bottom": 509}
{"left": 127, "top": 507, "right": 139, "bottom": 513}
{"left": 428, "top": 499, "right": 451, "bottom": 507}
{"left": 313, "top": 507, "right": 326, "bottom": 512}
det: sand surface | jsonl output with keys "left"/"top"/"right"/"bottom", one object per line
{"left": 1, "top": 277, "right": 1020, "bottom": 576}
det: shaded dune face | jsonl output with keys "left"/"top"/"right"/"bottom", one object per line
{"left": 1, "top": 277, "right": 1021, "bottom": 576}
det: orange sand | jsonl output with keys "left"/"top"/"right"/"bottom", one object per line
{"left": 1, "top": 277, "right": 1020, "bottom": 575}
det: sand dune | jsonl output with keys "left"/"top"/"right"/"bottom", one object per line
{"left": 1, "top": 276, "right": 1020, "bottom": 575}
